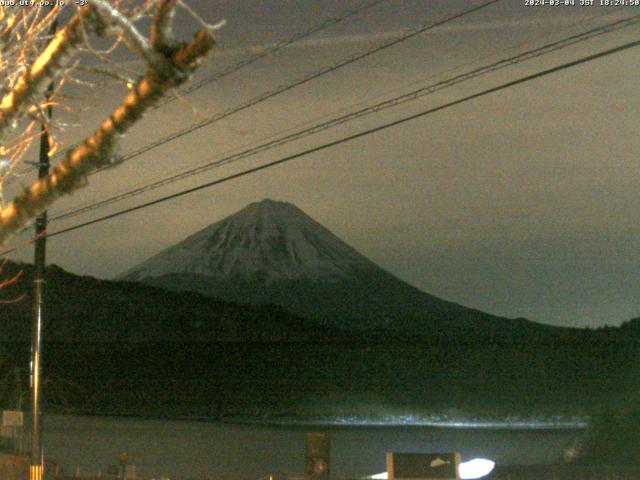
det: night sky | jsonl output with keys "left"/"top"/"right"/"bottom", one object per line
{"left": 5, "top": 0, "right": 640, "bottom": 328}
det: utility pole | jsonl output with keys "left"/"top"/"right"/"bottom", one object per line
{"left": 30, "top": 10, "right": 57, "bottom": 480}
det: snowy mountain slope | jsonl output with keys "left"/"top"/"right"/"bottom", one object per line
{"left": 120, "top": 199, "right": 540, "bottom": 333}
{"left": 121, "top": 199, "right": 375, "bottom": 283}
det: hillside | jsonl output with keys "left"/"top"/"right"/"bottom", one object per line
{"left": 120, "top": 199, "right": 557, "bottom": 337}
{"left": 0, "top": 261, "right": 637, "bottom": 421}
{"left": 0, "top": 261, "right": 338, "bottom": 343}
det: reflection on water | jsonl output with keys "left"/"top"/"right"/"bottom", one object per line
{"left": 42, "top": 414, "right": 583, "bottom": 479}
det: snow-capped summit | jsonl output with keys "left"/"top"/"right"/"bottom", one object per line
{"left": 121, "top": 199, "right": 374, "bottom": 283}
{"left": 121, "top": 199, "right": 513, "bottom": 332}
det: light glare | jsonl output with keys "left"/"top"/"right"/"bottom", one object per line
{"left": 368, "top": 473, "right": 387, "bottom": 479}
{"left": 459, "top": 458, "right": 495, "bottom": 479}
{"left": 367, "top": 458, "right": 495, "bottom": 480}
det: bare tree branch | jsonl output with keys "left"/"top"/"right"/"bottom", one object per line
{"left": 0, "top": 2, "right": 216, "bottom": 245}
{"left": 88, "top": 0, "right": 170, "bottom": 72}
{"left": 151, "top": 0, "right": 178, "bottom": 51}
{"left": 0, "top": 6, "right": 101, "bottom": 144}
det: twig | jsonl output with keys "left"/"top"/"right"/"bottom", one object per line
{"left": 0, "top": 1, "right": 216, "bottom": 245}
{"left": 0, "top": 5, "right": 101, "bottom": 144}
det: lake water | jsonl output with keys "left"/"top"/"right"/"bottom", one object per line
{"left": 41, "top": 415, "right": 583, "bottom": 479}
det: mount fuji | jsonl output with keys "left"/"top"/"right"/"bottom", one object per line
{"left": 120, "top": 199, "right": 543, "bottom": 335}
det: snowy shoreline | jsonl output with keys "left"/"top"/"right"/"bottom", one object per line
{"left": 219, "top": 414, "right": 589, "bottom": 430}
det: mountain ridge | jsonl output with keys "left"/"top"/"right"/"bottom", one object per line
{"left": 120, "top": 199, "right": 554, "bottom": 334}
{"left": 121, "top": 199, "right": 377, "bottom": 283}
{"left": 0, "top": 260, "right": 342, "bottom": 343}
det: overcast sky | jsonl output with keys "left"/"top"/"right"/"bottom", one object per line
{"left": 5, "top": 0, "right": 640, "bottom": 328}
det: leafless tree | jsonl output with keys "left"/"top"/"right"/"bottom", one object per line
{"left": 0, "top": 1, "right": 218, "bottom": 246}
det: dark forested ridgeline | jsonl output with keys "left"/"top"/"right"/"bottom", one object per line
{"left": 1, "top": 260, "right": 639, "bottom": 421}
{"left": 1, "top": 260, "right": 576, "bottom": 343}
{"left": 1, "top": 335, "right": 638, "bottom": 421}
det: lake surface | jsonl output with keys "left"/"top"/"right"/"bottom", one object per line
{"left": 41, "top": 415, "right": 583, "bottom": 479}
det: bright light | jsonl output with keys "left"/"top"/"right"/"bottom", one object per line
{"left": 368, "top": 473, "right": 387, "bottom": 479}
{"left": 459, "top": 458, "right": 495, "bottom": 479}
{"left": 365, "top": 458, "right": 495, "bottom": 480}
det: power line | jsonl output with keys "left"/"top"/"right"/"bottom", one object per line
{"left": 157, "top": 0, "right": 390, "bottom": 107}
{"left": 8, "top": 36, "right": 633, "bottom": 253}
{"left": 48, "top": 13, "right": 640, "bottom": 224}
{"left": 26, "top": 0, "right": 493, "bottom": 187}
{"left": 7, "top": 0, "right": 390, "bottom": 181}
{"left": 114, "top": 0, "right": 501, "bottom": 165}
{"left": 9, "top": 0, "right": 501, "bottom": 183}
